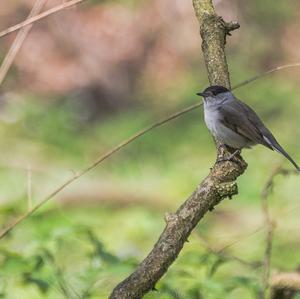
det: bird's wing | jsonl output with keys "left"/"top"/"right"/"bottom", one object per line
{"left": 220, "top": 97, "right": 300, "bottom": 170}
{"left": 218, "top": 98, "right": 273, "bottom": 149}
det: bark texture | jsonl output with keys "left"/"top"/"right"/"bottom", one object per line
{"left": 193, "top": 0, "right": 239, "bottom": 88}
{"left": 109, "top": 1, "right": 243, "bottom": 298}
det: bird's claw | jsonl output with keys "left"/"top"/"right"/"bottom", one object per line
{"left": 216, "top": 149, "right": 241, "bottom": 164}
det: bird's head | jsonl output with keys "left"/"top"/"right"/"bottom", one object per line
{"left": 197, "top": 85, "right": 230, "bottom": 98}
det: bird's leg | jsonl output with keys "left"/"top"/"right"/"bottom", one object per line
{"left": 227, "top": 149, "right": 241, "bottom": 160}
{"left": 216, "top": 148, "right": 241, "bottom": 164}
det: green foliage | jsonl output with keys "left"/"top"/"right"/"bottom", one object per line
{"left": 1, "top": 1, "right": 300, "bottom": 298}
{"left": 1, "top": 77, "right": 300, "bottom": 298}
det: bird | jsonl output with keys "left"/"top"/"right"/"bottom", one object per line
{"left": 196, "top": 85, "right": 300, "bottom": 171}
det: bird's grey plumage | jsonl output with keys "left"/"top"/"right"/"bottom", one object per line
{"left": 197, "top": 85, "right": 300, "bottom": 171}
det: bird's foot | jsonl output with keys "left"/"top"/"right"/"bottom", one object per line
{"left": 216, "top": 149, "right": 241, "bottom": 164}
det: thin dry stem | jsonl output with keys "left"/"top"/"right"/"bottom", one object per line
{"left": 232, "top": 63, "right": 300, "bottom": 90}
{"left": 27, "top": 165, "right": 33, "bottom": 211}
{"left": 259, "top": 164, "right": 299, "bottom": 299}
{"left": 0, "top": 0, "right": 47, "bottom": 85}
{"left": 194, "top": 230, "right": 261, "bottom": 269}
{"left": 260, "top": 203, "right": 274, "bottom": 298}
{"left": 216, "top": 167, "right": 299, "bottom": 255}
{"left": 0, "top": 0, "right": 86, "bottom": 39}
{"left": 0, "top": 103, "right": 201, "bottom": 239}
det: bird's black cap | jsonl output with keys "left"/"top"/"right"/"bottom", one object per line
{"left": 197, "top": 85, "right": 230, "bottom": 97}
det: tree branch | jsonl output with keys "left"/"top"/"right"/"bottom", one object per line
{"left": 193, "top": 0, "right": 239, "bottom": 88}
{"left": 109, "top": 1, "right": 243, "bottom": 298}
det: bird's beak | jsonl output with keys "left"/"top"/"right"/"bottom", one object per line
{"left": 196, "top": 92, "right": 205, "bottom": 97}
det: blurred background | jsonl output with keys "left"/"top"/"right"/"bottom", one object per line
{"left": 0, "top": 0, "right": 300, "bottom": 298}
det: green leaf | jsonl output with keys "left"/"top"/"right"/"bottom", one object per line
{"left": 207, "top": 257, "right": 226, "bottom": 277}
{"left": 22, "top": 273, "right": 50, "bottom": 294}
{"left": 86, "top": 230, "right": 120, "bottom": 264}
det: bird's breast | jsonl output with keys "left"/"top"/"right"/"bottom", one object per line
{"left": 204, "top": 106, "right": 220, "bottom": 136}
{"left": 203, "top": 105, "right": 253, "bottom": 149}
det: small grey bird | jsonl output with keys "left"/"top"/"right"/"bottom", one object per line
{"left": 197, "top": 85, "right": 300, "bottom": 170}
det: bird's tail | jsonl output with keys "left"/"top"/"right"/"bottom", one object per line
{"left": 272, "top": 142, "right": 300, "bottom": 172}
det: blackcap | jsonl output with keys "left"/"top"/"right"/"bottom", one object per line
{"left": 197, "top": 85, "right": 299, "bottom": 171}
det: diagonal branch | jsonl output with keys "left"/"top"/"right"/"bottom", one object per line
{"left": 109, "top": 0, "right": 244, "bottom": 298}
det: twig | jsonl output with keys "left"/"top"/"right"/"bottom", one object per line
{"left": 0, "top": 103, "right": 201, "bottom": 239}
{"left": 0, "top": 0, "right": 47, "bottom": 86}
{"left": 232, "top": 63, "right": 300, "bottom": 90}
{"left": 194, "top": 230, "right": 261, "bottom": 269}
{"left": 0, "top": 0, "right": 86, "bottom": 39}
{"left": 27, "top": 165, "right": 33, "bottom": 211}
{"left": 260, "top": 165, "right": 299, "bottom": 299}
{"left": 213, "top": 167, "right": 299, "bottom": 255}
{"left": 258, "top": 164, "right": 297, "bottom": 299}
{"left": 218, "top": 224, "right": 265, "bottom": 253}
{"left": 261, "top": 166, "right": 298, "bottom": 200}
